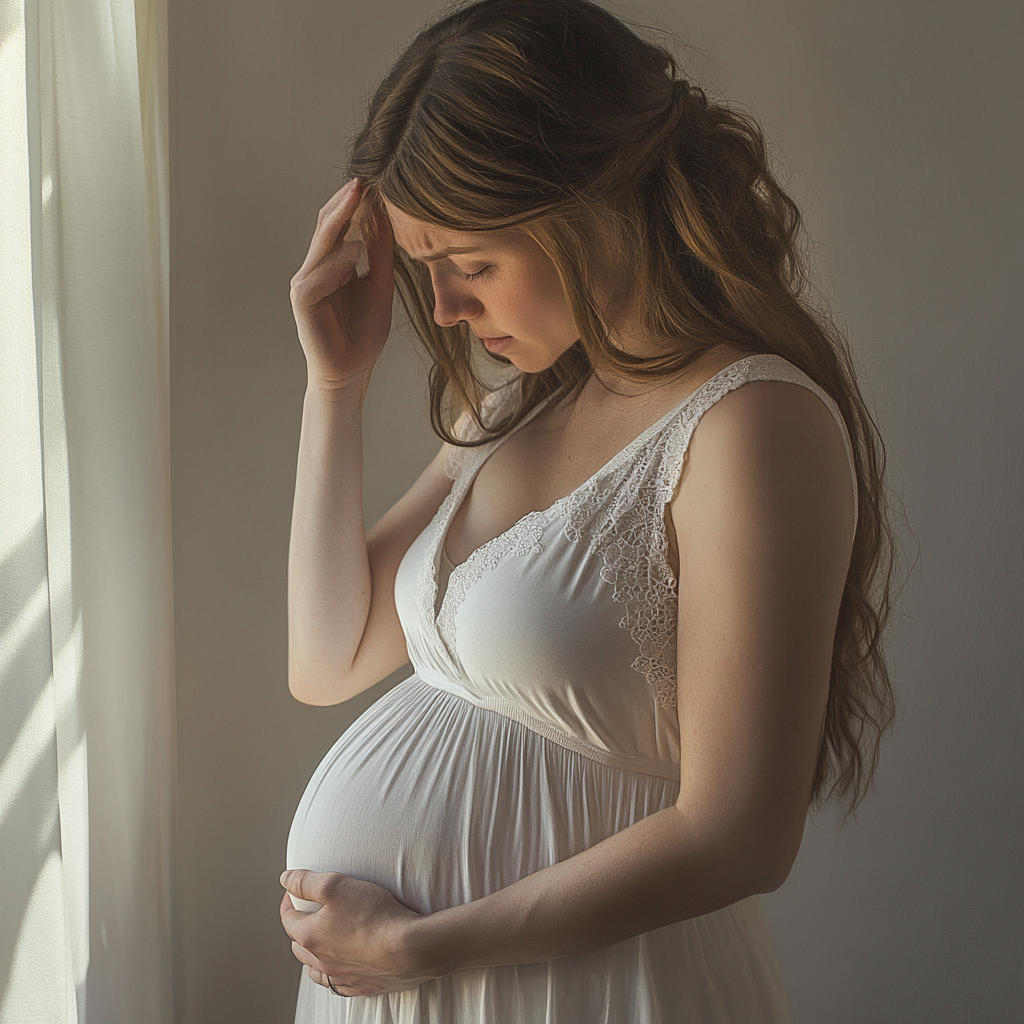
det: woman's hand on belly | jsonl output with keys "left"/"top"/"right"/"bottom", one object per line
{"left": 280, "top": 869, "right": 439, "bottom": 997}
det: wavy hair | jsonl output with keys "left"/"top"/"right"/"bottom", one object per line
{"left": 347, "top": 0, "right": 900, "bottom": 817}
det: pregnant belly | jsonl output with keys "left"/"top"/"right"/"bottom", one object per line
{"left": 286, "top": 674, "right": 678, "bottom": 915}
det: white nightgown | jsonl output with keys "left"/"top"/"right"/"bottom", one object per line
{"left": 286, "top": 353, "right": 858, "bottom": 1023}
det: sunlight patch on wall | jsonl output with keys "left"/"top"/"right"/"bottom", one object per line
{"left": 0, "top": 852, "right": 72, "bottom": 1023}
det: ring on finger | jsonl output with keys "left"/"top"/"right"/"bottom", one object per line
{"left": 327, "top": 976, "right": 347, "bottom": 998}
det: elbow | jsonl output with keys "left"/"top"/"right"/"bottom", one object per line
{"left": 754, "top": 854, "right": 796, "bottom": 894}
{"left": 716, "top": 852, "right": 794, "bottom": 905}
{"left": 696, "top": 817, "right": 803, "bottom": 900}
{"left": 287, "top": 658, "right": 356, "bottom": 706}
{"left": 722, "top": 852, "right": 793, "bottom": 903}
{"left": 747, "top": 825, "right": 804, "bottom": 894}
{"left": 288, "top": 681, "right": 340, "bottom": 707}
{"left": 288, "top": 678, "right": 337, "bottom": 706}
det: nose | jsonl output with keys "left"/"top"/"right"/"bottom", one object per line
{"left": 431, "top": 271, "right": 483, "bottom": 328}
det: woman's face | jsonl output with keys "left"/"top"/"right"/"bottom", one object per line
{"left": 383, "top": 200, "right": 580, "bottom": 373}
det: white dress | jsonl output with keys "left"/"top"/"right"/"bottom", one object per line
{"left": 286, "top": 353, "right": 859, "bottom": 1023}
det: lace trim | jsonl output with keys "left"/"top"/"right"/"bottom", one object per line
{"left": 415, "top": 458, "right": 485, "bottom": 631}
{"left": 443, "top": 380, "right": 524, "bottom": 482}
{"left": 423, "top": 354, "right": 858, "bottom": 707}
{"left": 415, "top": 492, "right": 452, "bottom": 629}
{"left": 559, "top": 354, "right": 858, "bottom": 709}
{"left": 435, "top": 516, "right": 546, "bottom": 652}
{"left": 443, "top": 443, "right": 471, "bottom": 483}
{"left": 649, "top": 356, "right": 858, "bottom": 530}
{"left": 552, "top": 360, "right": 757, "bottom": 709}
{"left": 424, "top": 384, "right": 551, "bottom": 656}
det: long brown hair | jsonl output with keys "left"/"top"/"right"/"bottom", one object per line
{"left": 348, "top": 0, "right": 900, "bottom": 816}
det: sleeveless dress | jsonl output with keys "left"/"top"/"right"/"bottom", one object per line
{"left": 286, "top": 353, "right": 859, "bottom": 1024}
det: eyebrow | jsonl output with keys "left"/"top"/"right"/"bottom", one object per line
{"left": 398, "top": 245, "right": 484, "bottom": 263}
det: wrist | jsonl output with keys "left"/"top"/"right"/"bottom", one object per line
{"left": 305, "top": 367, "right": 373, "bottom": 401}
{"left": 399, "top": 907, "right": 473, "bottom": 980}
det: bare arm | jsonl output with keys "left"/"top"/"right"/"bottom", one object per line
{"left": 286, "top": 177, "right": 453, "bottom": 705}
{"left": 288, "top": 382, "right": 454, "bottom": 705}
{"left": 281, "top": 378, "right": 857, "bottom": 993}
{"left": 404, "top": 380, "right": 857, "bottom": 970}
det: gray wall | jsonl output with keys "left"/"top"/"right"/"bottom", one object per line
{"left": 169, "top": 1, "right": 1023, "bottom": 1022}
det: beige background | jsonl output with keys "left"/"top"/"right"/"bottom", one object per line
{"left": 169, "top": 1, "right": 1023, "bottom": 1021}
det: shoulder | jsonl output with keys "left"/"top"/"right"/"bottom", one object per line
{"left": 441, "top": 378, "right": 524, "bottom": 480}
{"left": 670, "top": 374, "right": 856, "bottom": 562}
{"left": 693, "top": 373, "right": 850, "bottom": 465}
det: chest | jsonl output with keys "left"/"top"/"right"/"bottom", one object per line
{"left": 444, "top": 397, "right": 682, "bottom": 577}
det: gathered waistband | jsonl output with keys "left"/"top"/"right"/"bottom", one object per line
{"left": 407, "top": 673, "right": 680, "bottom": 782}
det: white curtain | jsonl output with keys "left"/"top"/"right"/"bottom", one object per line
{"left": 0, "top": 0, "right": 172, "bottom": 1021}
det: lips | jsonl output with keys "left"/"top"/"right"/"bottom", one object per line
{"left": 481, "top": 335, "right": 514, "bottom": 354}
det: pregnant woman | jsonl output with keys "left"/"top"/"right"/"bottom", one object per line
{"left": 279, "top": 0, "right": 896, "bottom": 1020}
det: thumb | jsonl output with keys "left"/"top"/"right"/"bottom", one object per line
{"left": 281, "top": 868, "right": 351, "bottom": 911}
{"left": 280, "top": 868, "right": 328, "bottom": 903}
{"left": 281, "top": 869, "right": 326, "bottom": 915}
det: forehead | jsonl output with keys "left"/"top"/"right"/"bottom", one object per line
{"left": 383, "top": 199, "right": 502, "bottom": 259}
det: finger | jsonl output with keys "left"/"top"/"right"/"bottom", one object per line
{"left": 280, "top": 888, "right": 300, "bottom": 922}
{"left": 310, "top": 966, "right": 357, "bottom": 998}
{"left": 300, "top": 190, "right": 360, "bottom": 274}
{"left": 301, "top": 181, "right": 362, "bottom": 270}
{"left": 290, "top": 241, "right": 363, "bottom": 305}
{"left": 308, "top": 178, "right": 359, "bottom": 256}
{"left": 297, "top": 225, "right": 360, "bottom": 290}
{"left": 314, "top": 177, "right": 361, "bottom": 236}
{"left": 291, "top": 940, "right": 323, "bottom": 970}
{"left": 359, "top": 194, "right": 395, "bottom": 290}
{"left": 317, "top": 177, "right": 359, "bottom": 226}
{"left": 280, "top": 892, "right": 319, "bottom": 946}
{"left": 281, "top": 868, "right": 341, "bottom": 906}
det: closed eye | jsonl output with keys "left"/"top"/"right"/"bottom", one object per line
{"left": 460, "top": 266, "right": 491, "bottom": 281}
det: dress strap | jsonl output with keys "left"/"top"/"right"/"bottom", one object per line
{"left": 653, "top": 353, "right": 859, "bottom": 535}
{"left": 443, "top": 380, "right": 562, "bottom": 482}
{"left": 435, "top": 542, "right": 457, "bottom": 617}
{"left": 559, "top": 352, "right": 860, "bottom": 710}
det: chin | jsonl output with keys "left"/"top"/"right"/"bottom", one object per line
{"left": 507, "top": 358, "right": 545, "bottom": 374}
{"left": 483, "top": 337, "right": 572, "bottom": 375}
{"left": 504, "top": 352, "right": 562, "bottom": 375}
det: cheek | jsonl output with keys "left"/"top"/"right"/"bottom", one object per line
{"left": 514, "top": 260, "right": 572, "bottom": 324}
{"left": 535, "top": 262, "right": 569, "bottom": 306}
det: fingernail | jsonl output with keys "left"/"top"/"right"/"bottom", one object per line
{"left": 280, "top": 871, "right": 289, "bottom": 885}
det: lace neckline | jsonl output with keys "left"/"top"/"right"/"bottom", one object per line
{"left": 432, "top": 353, "right": 767, "bottom": 620}
{"left": 415, "top": 351, "right": 856, "bottom": 708}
